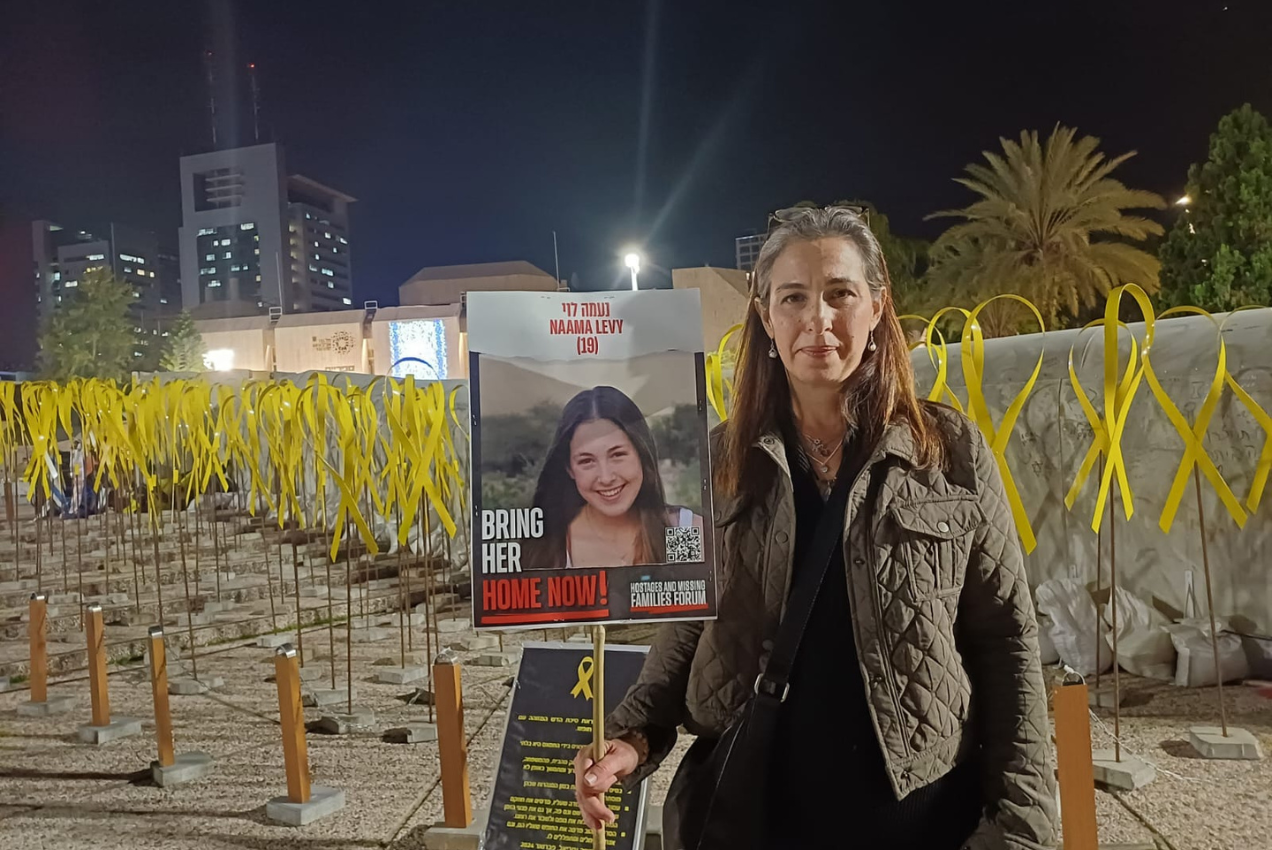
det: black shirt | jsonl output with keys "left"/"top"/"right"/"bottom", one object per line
{"left": 765, "top": 442, "right": 982, "bottom": 849}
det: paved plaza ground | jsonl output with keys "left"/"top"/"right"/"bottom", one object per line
{"left": 0, "top": 510, "right": 1269, "bottom": 849}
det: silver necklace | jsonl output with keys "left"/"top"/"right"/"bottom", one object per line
{"left": 800, "top": 431, "right": 846, "bottom": 475}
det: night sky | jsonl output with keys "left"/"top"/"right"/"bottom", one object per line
{"left": 2, "top": 0, "right": 1270, "bottom": 312}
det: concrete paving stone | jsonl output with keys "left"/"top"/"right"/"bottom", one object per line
{"left": 376, "top": 666, "right": 427, "bottom": 685}
{"left": 168, "top": 678, "right": 209, "bottom": 696}
{"left": 450, "top": 634, "right": 499, "bottom": 652}
{"left": 76, "top": 716, "right": 144, "bottom": 745}
{"left": 15, "top": 695, "right": 77, "bottom": 716}
{"left": 385, "top": 723, "right": 438, "bottom": 744}
{"left": 1189, "top": 725, "right": 1264, "bottom": 760}
{"left": 472, "top": 651, "right": 518, "bottom": 668}
{"left": 256, "top": 632, "right": 295, "bottom": 648}
{"left": 302, "top": 688, "right": 351, "bottom": 708}
{"left": 421, "top": 808, "right": 489, "bottom": 849}
{"left": 1092, "top": 750, "right": 1156, "bottom": 791}
{"left": 151, "top": 751, "right": 215, "bottom": 786}
{"left": 436, "top": 617, "right": 471, "bottom": 634}
{"left": 350, "top": 626, "right": 395, "bottom": 643}
{"left": 265, "top": 784, "right": 346, "bottom": 826}
{"left": 314, "top": 709, "right": 376, "bottom": 735}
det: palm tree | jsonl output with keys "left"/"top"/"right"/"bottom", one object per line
{"left": 927, "top": 126, "right": 1166, "bottom": 332}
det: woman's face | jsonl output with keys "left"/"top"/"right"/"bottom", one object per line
{"left": 759, "top": 236, "right": 882, "bottom": 392}
{"left": 567, "top": 418, "right": 644, "bottom": 519}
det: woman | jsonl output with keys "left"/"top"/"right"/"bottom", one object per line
{"left": 525, "top": 385, "right": 702, "bottom": 570}
{"left": 574, "top": 208, "right": 1056, "bottom": 848}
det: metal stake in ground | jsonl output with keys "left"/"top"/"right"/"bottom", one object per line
{"left": 345, "top": 516, "right": 354, "bottom": 715}
{"left": 1109, "top": 480, "right": 1121, "bottom": 763}
{"left": 1193, "top": 464, "right": 1228, "bottom": 736}
{"left": 592, "top": 624, "right": 607, "bottom": 850}
{"left": 291, "top": 539, "right": 305, "bottom": 667}
{"left": 178, "top": 500, "right": 199, "bottom": 682}
{"left": 1093, "top": 455, "right": 1104, "bottom": 696}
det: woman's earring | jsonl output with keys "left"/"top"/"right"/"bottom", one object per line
{"left": 867, "top": 332, "right": 877, "bottom": 352}
{"left": 768, "top": 338, "right": 778, "bottom": 359}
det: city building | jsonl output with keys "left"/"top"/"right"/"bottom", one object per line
{"left": 178, "top": 142, "right": 355, "bottom": 320}
{"left": 30, "top": 219, "right": 171, "bottom": 361}
{"left": 398, "top": 261, "right": 561, "bottom": 306}
{"left": 734, "top": 230, "right": 765, "bottom": 271}
{"left": 671, "top": 266, "right": 748, "bottom": 352}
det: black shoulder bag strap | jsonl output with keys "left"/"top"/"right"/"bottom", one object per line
{"left": 675, "top": 469, "right": 856, "bottom": 850}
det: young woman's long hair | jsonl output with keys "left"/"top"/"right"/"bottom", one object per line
{"left": 716, "top": 207, "right": 945, "bottom": 505}
{"left": 525, "top": 386, "right": 669, "bottom": 569}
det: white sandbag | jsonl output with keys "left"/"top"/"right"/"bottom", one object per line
{"left": 1100, "top": 587, "right": 1175, "bottom": 680}
{"left": 1035, "top": 578, "right": 1111, "bottom": 676}
{"left": 1165, "top": 620, "right": 1249, "bottom": 687}
{"left": 1037, "top": 614, "right": 1061, "bottom": 665}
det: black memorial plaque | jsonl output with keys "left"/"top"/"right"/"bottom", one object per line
{"left": 484, "top": 642, "right": 650, "bottom": 850}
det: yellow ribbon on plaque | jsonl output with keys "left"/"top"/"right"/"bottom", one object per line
{"left": 571, "top": 655, "right": 595, "bottom": 701}
{"left": 1145, "top": 306, "right": 1246, "bottom": 533}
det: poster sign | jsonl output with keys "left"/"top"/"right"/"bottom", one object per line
{"left": 467, "top": 290, "right": 717, "bottom": 629}
{"left": 484, "top": 643, "right": 650, "bottom": 850}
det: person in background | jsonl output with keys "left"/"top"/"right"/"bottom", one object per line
{"left": 574, "top": 207, "right": 1056, "bottom": 849}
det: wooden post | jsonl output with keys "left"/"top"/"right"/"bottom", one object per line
{"left": 29, "top": 593, "right": 48, "bottom": 704}
{"left": 1053, "top": 680, "right": 1099, "bottom": 850}
{"left": 148, "top": 625, "right": 176, "bottom": 768}
{"left": 433, "top": 649, "right": 472, "bottom": 828}
{"left": 85, "top": 603, "right": 111, "bottom": 727}
{"left": 274, "top": 644, "right": 311, "bottom": 804}
{"left": 592, "top": 625, "right": 607, "bottom": 850}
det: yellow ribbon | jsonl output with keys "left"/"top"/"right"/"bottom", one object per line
{"left": 704, "top": 324, "right": 741, "bottom": 422}
{"left": 570, "top": 655, "right": 595, "bottom": 700}
{"left": 1146, "top": 307, "right": 1246, "bottom": 532}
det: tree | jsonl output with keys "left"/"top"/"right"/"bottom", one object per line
{"left": 37, "top": 268, "right": 141, "bottom": 382}
{"left": 1158, "top": 104, "right": 1272, "bottom": 313}
{"left": 160, "top": 312, "right": 207, "bottom": 372}
{"left": 926, "top": 126, "right": 1166, "bottom": 333}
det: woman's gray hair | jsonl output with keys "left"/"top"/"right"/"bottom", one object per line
{"left": 751, "top": 207, "right": 889, "bottom": 305}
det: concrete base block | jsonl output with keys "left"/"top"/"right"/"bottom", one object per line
{"left": 473, "top": 651, "right": 518, "bottom": 668}
{"left": 105, "top": 592, "right": 131, "bottom": 605}
{"left": 172, "top": 612, "right": 213, "bottom": 627}
{"left": 315, "top": 709, "right": 375, "bottom": 735}
{"left": 1189, "top": 725, "right": 1264, "bottom": 760}
{"left": 265, "top": 785, "right": 346, "bottom": 826}
{"left": 350, "top": 627, "right": 394, "bottom": 643}
{"left": 1092, "top": 750, "right": 1156, "bottom": 791}
{"left": 422, "top": 808, "right": 488, "bottom": 849}
{"left": 16, "top": 696, "right": 77, "bottom": 717}
{"left": 151, "top": 751, "right": 215, "bottom": 786}
{"left": 393, "top": 613, "right": 427, "bottom": 627}
{"left": 376, "top": 666, "right": 426, "bottom": 685}
{"left": 303, "top": 688, "right": 350, "bottom": 708}
{"left": 257, "top": 633, "right": 295, "bottom": 648}
{"left": 216, "top": 572, "right": 236, "bottom": 583}
{"left": 436, "top": 618, "right": 470, "bottom": 634}
{"left": 77, "top": 717, "right": 143, "bottom": 745}
{"left": 386, "top": 723, "right": 438, "bottom": 744}
{"left": 169, "top": 676, "right": 223, "bottom": 695}
{"left": 299, "top": 585, "right": 330, "bottom": 599}
{"left": 299, "top": 665, "right": 329, "bottom": 683}
{"left": 203, "top": 600, "right": 236, "bottom": 614}
{"left": 1088, "top": 684, "right": 1125, "bottom": 709}
{"left": 450, "top": 635, "right": 499, "bottom": 652}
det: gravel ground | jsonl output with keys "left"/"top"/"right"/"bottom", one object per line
{"left": 2, "top": 620, "right": 1270, "bottom": 850}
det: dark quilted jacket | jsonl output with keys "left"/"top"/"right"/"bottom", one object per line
{"left": 606, "top": 404, "right": 1057, "bottom": 849}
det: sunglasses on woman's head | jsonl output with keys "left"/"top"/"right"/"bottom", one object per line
{"left": 766, "top": 204, "right": 870, "bottom": 234}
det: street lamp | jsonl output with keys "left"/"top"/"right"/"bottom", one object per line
{"left": 623, "top": 251, "right": 641, "bottom": 291}
{"left": 1175, "top": 194, "right": 1192, "bottom": 206}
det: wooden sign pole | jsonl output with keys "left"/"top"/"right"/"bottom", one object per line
{"left": 148, "top": 625, "right": 176, "bottom": 768}
{"left": 592, "top": 625, "right": 607, "bottom": 850}
{"left": 1053, "top": 680, "right": 1099, "bottom": 850}
{"left": 86, "top": 603, "right": 111, "bottom": 727}
{"left": 30, "top": 593, "right": 48, "bottom": 704}
{"left": 434, "top": 649, "right": 472, "bottom": 828}
{"left": 274, "top": 644, "right": 311, "bottom": 804}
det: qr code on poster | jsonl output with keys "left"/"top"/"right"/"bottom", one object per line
{"left": 665, "top": 526, "right": 703, "bottom": 563}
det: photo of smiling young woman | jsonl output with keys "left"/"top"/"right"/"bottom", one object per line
{"left": 523, "top": 385, "right": 703, "bottom": 571}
